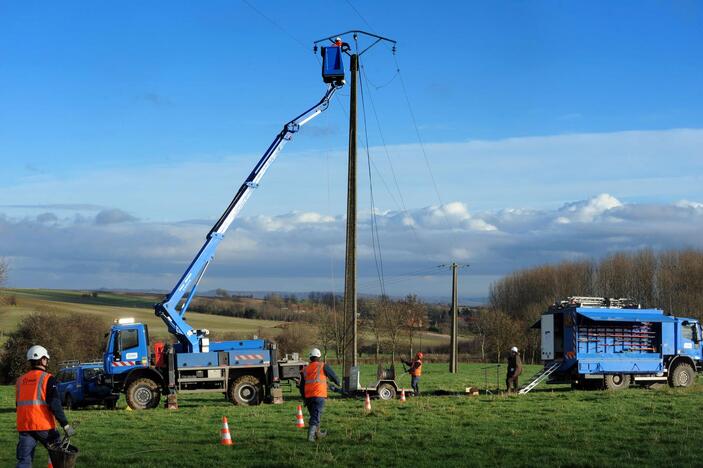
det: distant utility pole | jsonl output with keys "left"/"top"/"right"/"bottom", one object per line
{"left": 314, "top": 30, "right": 396, "bottom": 392}
{"left": 442, "top": 262, "right": 468, "bottom": 373}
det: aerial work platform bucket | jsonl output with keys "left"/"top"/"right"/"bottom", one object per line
{"left": 321, "top": 46, "right": 345, "bottom": 85}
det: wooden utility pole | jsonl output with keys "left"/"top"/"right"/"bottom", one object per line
{"left": 314, "top": 31, "right": 397, "bottom": 393}
{"left": 449, "top": 262, "right": 459, "bottom": 373}
{"left": 342, "top": 52, "right": 359, "bottom": 390}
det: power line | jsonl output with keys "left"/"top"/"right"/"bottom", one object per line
{"left": 240, "top": 0, "right": 308, "bottom": 50}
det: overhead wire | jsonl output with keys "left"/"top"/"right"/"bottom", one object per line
{"left": 357, "top": 38, "right": 387, "bottom": 298}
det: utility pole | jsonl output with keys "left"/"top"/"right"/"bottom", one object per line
{"left": 443, "top": 262, "right": 467, "bottom": 373}
{"left": 314, "top": 31, "right": 396, "bottom": 392}
{"left": 343, "top": 51, "right": 359, "bottom": 386}
{"left": 449, "top": 262, "right": 458, "bottom": 373}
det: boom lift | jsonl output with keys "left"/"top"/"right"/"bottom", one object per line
{"left": 99, "top": 46, "right": 345, "bottom": 410}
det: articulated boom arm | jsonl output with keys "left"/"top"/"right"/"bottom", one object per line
{"left": 155, "top": 84, "right": 342, "bottom": 352}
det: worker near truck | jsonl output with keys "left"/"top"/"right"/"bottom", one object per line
{"left": 402, "top": 352, "right": 423, "bottom": 396}
{"left": 15, "top": 345, "right": 76, "bottom": 468}
{"left": 506, "top": 346, "right": 522, "bottom": 393}
{"left": 299, "top": 348, "right": 340, "bottom": 442}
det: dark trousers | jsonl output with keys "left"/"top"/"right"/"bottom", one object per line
{"left": 305, "top": 397, "right": 326, "bottom": 427}
{"left": 411, "top": 376, "right": 420, "bottom": 395}
{"left": 506, "top": 374, "right": 519, "bottom": 392}
{"left": 16, "top": 430, "right": 60, "bottom": 468}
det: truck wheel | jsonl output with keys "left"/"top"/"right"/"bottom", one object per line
{"left": 126, "top": 378, "right": 161, "bottom": 410}
{"left": 604, "top": 374, "right": 630, "bottom": 391}
{"left": 377, "top": 383, "right": 396, "bottom": 400}
{"left": 669, "top": 363, "right": 695, "bottom": 388}
{"left": 228, "top": 375, "right": 262, "bottom": 406}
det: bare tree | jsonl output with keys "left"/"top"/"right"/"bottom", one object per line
{"left": 380, "top": 299, "right": 406, "bottom": 364}
{"left": 403, "top": 295, "right": 427, "bottom": 357}
{"left": 0, "top": 259, "right": 6, "bottom": 286}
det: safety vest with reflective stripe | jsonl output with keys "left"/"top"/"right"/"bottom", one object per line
{"left": 410, "top": 359, "right": 422, "bottom": 377}
{"left": 303, "top": 361, "right": 328, "bottom": 398}
{"left": 16, "top": 369, "right": 55, "bottom": 431}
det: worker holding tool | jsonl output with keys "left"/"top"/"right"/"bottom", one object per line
{"left": 402, "top": 352, "right": 423, "bottom": 396}
{"left": 15, "top": 345, "right": 76, "bottom": 468}
{"left": 299, "top": 348, "right": 340, "bottom": 442}
{"left": 506, "top": 346, "right": 523, "bottom": 393}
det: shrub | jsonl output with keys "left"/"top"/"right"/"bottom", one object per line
{"left": 0, "top": 310, "right": 110, "bottom": 383}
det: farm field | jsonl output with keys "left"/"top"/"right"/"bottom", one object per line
{"left": 2, "top": 363, "right": 702, "bottom": 467}
{"left": 0, "top": 288, "right": 464, "bottom": 349}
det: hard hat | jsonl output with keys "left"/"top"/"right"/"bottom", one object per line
{"left": 510, "top": 346, "right": 518, "bottom": 353}
{"left": 26, "top": 345, "right": 50, "bottom": 361}
{"left": 416, "top": 352, "right": 424, "bottom": 359}
{"left": 309, "top": 348, "right": 322, "bottom": 358}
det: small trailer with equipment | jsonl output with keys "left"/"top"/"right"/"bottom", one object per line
{"left": 521, "top": 296, "right": 703, "bottom": 393}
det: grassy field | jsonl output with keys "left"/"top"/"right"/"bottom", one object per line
{"left": 0, "top": 289, "right": 286, "bottom": 345}
{"left": 2, "top": 362, "right": 702, "bottom": 467}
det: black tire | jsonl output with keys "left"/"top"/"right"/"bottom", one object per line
{"left": 604, "top": 374, "right": 630, "bottom": 391}
{"left": 377, "top": 383, "right": 396, "bottom": 400}
{"left": 669, "top": 363, "right": 696, "bottom": 388}
{"left": 125, "top": 378, "right": 161, "bottom": 410}
{"left": 228, "top": 375, "right": 263, "bottom": 406}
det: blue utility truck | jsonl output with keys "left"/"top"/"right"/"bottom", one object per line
{"left": 98, "top": 47, "right": 346, "bottom": 410}
{"left": 56, "top": 361, "right": 118, "bottom": 409}
{"left": 522, "top": 296, "right": 702, "bottom": 393}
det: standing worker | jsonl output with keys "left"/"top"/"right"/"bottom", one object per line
{"left": 506, "top": 346, "right": 523, "bottom": 393}
{"left": 299, "top": 348, "right": 340, "bottom": 442}
{"left": 402, "top": 352, "right": 423, "bottom": 396}
{"left": 16, "top": 345, "right": 76, "bottom": 468}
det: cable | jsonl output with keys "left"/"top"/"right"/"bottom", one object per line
{"left": 358, "top": 43, "right": 387, "bottom": 298}
{"left": 393, "top": 54, "right": 458, "bottom": 238}
{"left": 343, "top": 0, "right": 377, "bottom": 33}
{"left": 240, "top": 0, "right": 308, "bottom": 50}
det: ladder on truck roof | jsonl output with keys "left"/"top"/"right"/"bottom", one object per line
{"left": 518, "top": 362, "right": 561, "bottom": 395}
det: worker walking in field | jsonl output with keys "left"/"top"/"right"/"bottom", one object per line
{"left": 299, "top": 348, "right": 340, "bottom": 442}
{"left": 15, "top": 345, "right": 76, "bottom": 468}
{"left": 402, "top": 352, "right": 423, "bottom": 396}
{"left": 506, "top": 346, "right": 523, "bottom": 393}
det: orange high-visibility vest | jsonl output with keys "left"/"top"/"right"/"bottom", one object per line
{"left": 410, "top": 360, "right": 423, "bottom": 377}
{"left": 16, "top": 369, "right": 55, "bottom": 432}
{"left": 303, "top": 361, "right": 328, "bottom": 398}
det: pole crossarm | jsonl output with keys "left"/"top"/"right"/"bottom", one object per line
{"left": 313, "top": 30, "right": 396, "bottom": 57}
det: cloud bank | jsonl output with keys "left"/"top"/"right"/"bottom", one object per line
{"left": 1, "top": 194, "right": 701, "bottom": 297}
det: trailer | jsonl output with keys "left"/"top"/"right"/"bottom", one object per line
{"left": 521, "top": 296, "right": 703, "bottom": 393}
{"left": 345, "top": 364, "right": 414, "bottom": 400}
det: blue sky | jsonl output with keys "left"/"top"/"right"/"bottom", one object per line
{"left": 1, "top": 1, "right": 702, "bottom": 300}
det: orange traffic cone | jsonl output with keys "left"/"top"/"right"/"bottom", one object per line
{"left": 220, "top": 416, "right": 233, "bottom": 446}
{"left": 295, "top": 405, "right": 305, "bottom": 428}
{"left": 48, "top": 461, "right": 53, "bottom": 468}
{"left": 364, "top": 392, "right": 372, "bottom": 412}
{"left": 400, "top": 389, "right": 406, "bottom": 402}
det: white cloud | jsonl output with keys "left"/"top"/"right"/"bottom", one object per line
{"left": 2, "top": 194, "right": 703, "bottom": 297}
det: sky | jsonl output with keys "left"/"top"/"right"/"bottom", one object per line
{"left": 1, "top": 1, "right": 702, "bottom": 301}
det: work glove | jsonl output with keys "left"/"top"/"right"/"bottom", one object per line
{"left": 63, "top": 424, "right": 76, "bottom": 437}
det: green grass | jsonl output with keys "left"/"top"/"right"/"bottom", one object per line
{"left": 2, "top": 363, "right": 702, "bottom": 467}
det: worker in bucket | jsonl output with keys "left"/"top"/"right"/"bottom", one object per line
{"left": 402, "top": 352, "right": 423, "bottom": 396}
{"left": 15, "top": 345, "right": 76, "bottom": 468}
{"left": 300, "top": 348, "right": 340, "bottom": 442}
{"left": 506, "top": 346, "right": 523, "bottom": 393}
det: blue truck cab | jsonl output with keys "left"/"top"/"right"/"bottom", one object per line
{"left": 104, "top": 319, "right": 150, "bottom": 377}
{"left": 56, "top": 361, "right": 119, "bottom": 409}
{"left": 537, "top": 297, "right": 702, "bottom": 390}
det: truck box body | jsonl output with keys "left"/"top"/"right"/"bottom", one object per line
{"left": 535, "top": 297, "right": 702, "bottom": 389}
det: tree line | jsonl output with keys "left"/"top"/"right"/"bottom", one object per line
{"left": 476, "top": 248, "right": 703, "bottom": 363}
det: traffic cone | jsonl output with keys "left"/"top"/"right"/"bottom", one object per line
{"left": 48, "top": 461, "right": 53, "bottom": 468}
{"left": 400, "top": 389, "right": 406, "bottom": 402}
{"left": 364, "top": 392, "right": 372, "bottom": 412}
{"left": 295, "top": 405, "right": 305, "bottom": 428}
{"left": 220, "top": 416, "right": 233, "bottom": 446}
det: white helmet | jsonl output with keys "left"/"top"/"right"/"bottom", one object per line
{"left": 309, "top": 348, "right": 322, "bottom": 358}
{"left": 510, "top": 346, "right": 518, "bottom": 353}
{"left": 27, "top": 345, "right": 50, "bottom": 361}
